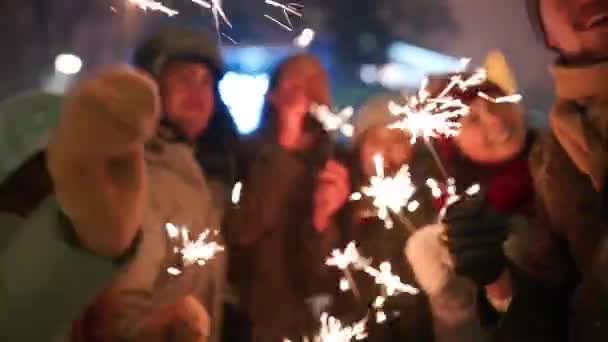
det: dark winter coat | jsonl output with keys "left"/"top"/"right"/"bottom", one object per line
{"left": 224, "top": 118, "right": 342, "bottom": 342}
{"left": 496, "top": 131, "right": 608, "bottom": 342}
{"left": 327, "top": 143, "right": 442, "bottom": 341}
{"left": 495, "top": 61, "right": 608, "bottom": 342}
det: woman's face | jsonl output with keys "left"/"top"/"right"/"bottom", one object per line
{"left": 359, "top": 126, "right": 413, "bottom": 177}
{"left": 160, "top": 61, "right": 215, "bottom": 139}
{"left": 270, "top": 55, "right": 330, "bottom": 125}
{"left": 455, "top": 97, "right": 527, "bottom": 163}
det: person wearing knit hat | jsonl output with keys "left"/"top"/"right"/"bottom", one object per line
{"left": 352, "top": 93, "right": 414, "bottom": 178}
{"left": 60, "top": 27, "right": 233, "bottom": 342}
{"left": 323, "top": 93, "right": 438, "bottom": 342}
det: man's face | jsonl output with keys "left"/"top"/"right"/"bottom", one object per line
{"left": 160, "top": 61, "right": 215, "bottom": 139}
{"left": 541, "top": 0, "right": 608, "bottom": 62}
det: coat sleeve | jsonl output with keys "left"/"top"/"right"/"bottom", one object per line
{"left": 0, "top": 197, "right": 137, "bottom": 341}
{"left": 495, "top": 203, "right": 575, "bottom": 342}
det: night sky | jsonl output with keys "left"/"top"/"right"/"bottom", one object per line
{"left": 0, "top": 0, "right": 554, "bottom": 123}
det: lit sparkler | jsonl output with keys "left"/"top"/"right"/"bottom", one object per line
{"left": 310, "top": 103, "right": 355, "bottom": 138}
{"left": 283, "top": 313, "right": 367, "bottom": 342}
{"left": 165, "top": 223, "right": 225, "bottom": 275}
{"left": 316, "top": 313, "right": 368, "bottom": 342}
{"left": 265, "top": 0, "right": 303, "bottom": 31}
{"left": 326, "top": 243, "right": 419, "bottom": 297}
{"left": 351, "top": 155, "right": 417, "bottom": 230}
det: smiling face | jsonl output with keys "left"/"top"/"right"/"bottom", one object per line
{"left": 455, "top": 94, "right": 527, "bottom": 164}
{"left": 541, "top": 0, "right": 608, "bottom": 62}
{"left": 160, "top": 61, "right": 215, "bottom": 139}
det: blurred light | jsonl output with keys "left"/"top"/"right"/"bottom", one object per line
{"left": 387, "top": 42, "right": 465, "bottom": 74}
{"left": 359, "top": 64, "right": 377, "bottom": 84}
{"left": 54, "top": 54, "right": 82, "bottom": 75}
{"left": 219, "top": 72, "right": 269, "bottom": 134}
{"left": 359, "top": 63, "right": 427, "bottom": 90}
{"left": 239, "top": 47, "right": 271, "bottom": 73}
{"left": 294, "top": 28, "right": 315, "bottom": 48}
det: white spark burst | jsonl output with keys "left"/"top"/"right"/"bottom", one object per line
{"left": 165, "top": 223, "right": 224, "bottom": 275}
{"left": 326, "top": 243, "right": 419, "bottom": 297}
{"left": 354, "top": 154, "right": 417, "bottom": 229}
{"left": 310, "top": 103, "right": 355, "bottom": 137}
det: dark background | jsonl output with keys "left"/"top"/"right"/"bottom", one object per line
{"left": 0, "top": 0, "right": 554, "bottom": 124}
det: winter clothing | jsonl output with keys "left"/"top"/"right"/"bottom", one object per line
{"left": 331, "top": 194, "right": 436, "bottom": 342}
{"left": 515, "top": 60, "right": 608, "bottom": 341}
{"left": 133, "top": 27, "right": 240, "bottom": 216}
{"left": 74, "top": 123, "right": 226, "bottom": 342}
{"left": 330, "top": 98, "right": 440, "bottom": 341}
{"left": 0, "top": 91, "right": 61, "bottom": 182}
{"left": 133, "top": 27, "right": 224, "bottom": 79}
{"left": 405, "top": 224, "right": 485, "bottom": 342}
{"left": 404, "top": 129, "right": 538, "bottom": 342}
{"left": 0, "top": 197, "right": 140, "bottom": 341}
{"left": 225, "top": 120, "right": 339, "bottom": 341}
{"left": 444, "top": 192, "right": 510, "bottom": 286}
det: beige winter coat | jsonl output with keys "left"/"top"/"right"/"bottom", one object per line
{"left": 90, "top": 126, "right": 225, "bottom": 342}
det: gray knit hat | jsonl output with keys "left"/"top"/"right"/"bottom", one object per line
{"left": 133, "top": 27, "right": 224, "bottom": 79}
{"left": 353, "top": 93, "right": 405, "bottom": 142}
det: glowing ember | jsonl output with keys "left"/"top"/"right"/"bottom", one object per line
{"left": 231, "top": 181, "right": 243, "bottom": 204}
{"left": 294, "top": 28, "right": 316, "bottom": 48}
{"left": 310, "top": 103, "right": 355, "bottom": 137}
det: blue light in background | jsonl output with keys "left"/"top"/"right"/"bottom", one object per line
{"left": 219, "top": 72, "right": 269, "bottom": 134}
{"left": 387, "top": 42, "right": 466, "bottom": 74}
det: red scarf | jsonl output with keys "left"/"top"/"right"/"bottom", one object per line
{"left": 433, "top": 134, "right": 535, "bottom": 217}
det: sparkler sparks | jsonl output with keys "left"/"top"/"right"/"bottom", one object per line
{"left": 265, "top": 0, "right": 303, "bottom": 31}
{"left": 352, "top": 155, "right": 417, "bottom": 229}
{"left": 310, "top": 103, "right": 355, "bottom": 137}
{"left": 127, "top": 0, "right": 178, "bottom": 16}
{"left": 326, "top": 243, "right": 419, "bottom": 297}
{"left": 316, "top": 313, "right": 368, "bottom": 342}
{"left": 165, "top": 223, "right": 224, "bottom": 275}
{"left": 283, "top": 314, "right": 367, "bottom": 342}
{"left": 194, "top": 0, "right": 232, "bottom": 31}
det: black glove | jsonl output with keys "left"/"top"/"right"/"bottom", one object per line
{"left": 444, "top": 192, "right": 510, "bottom": 286}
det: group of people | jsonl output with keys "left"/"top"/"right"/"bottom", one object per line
{"left": 1, "top": 0, "right": 608, "bottom": 341}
